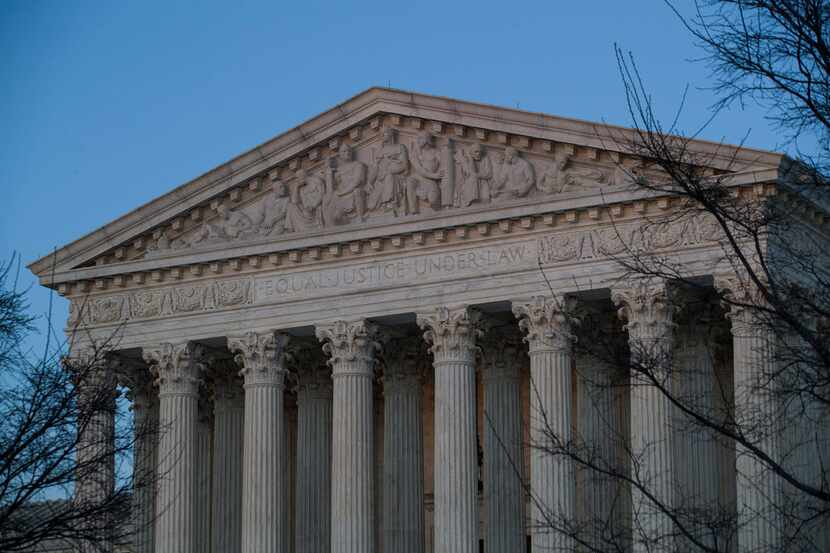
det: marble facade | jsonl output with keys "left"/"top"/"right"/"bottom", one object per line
{"left": 29, "top": 88, "right": 817, "bottom": 552}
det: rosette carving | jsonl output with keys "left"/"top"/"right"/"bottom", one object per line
{"left": 142, "top": 342, "right": 206, "bottom": 396}
{"left": 416, "top": 305, "right": 483, "bottom": 363}
{"left": 512, "top": 296, "right": 579, "bottom": 353}
{"left": 227, "top": 331, "right": 291, "bottom": 387}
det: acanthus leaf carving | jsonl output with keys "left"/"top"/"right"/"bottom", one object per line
{"left": 416, "top": 305, "right": 483, "bottom": 364}
{"left": 315, "top": 319, "right": 381, "bottom": 375}
{"left": 512, "top": 296, "right": 579, "bottom": 353}
{"left": 142, "top": 341, "right": 206, "bottom": 395}
{"left": 227, "top": 330, "right": 291, "bottom": 386}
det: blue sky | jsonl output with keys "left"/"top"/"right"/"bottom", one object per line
{"left": 1, "top": 1, "right": 785, "bottom": 351}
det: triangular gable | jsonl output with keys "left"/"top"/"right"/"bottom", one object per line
{"left": 28, "top": 87, "right": 784, "bottom": 286}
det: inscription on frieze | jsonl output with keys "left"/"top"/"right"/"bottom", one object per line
{"left": 254, "top": 243, "right": 531, "bottom": 302}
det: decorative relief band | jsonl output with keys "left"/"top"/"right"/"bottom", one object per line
{"left": 70, "top": 213, "right": 724, "bottom": 327}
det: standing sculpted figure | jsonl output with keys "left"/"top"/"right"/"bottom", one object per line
{"left": 493, "top": 147, "right": 535, "bottom": 200}
{"left": 257, "top": 180, "right": 291, "bottom": 235}
{"left": 368, "top": 127, "right": 409, "bottom": 214}
{"left": 405, "top": 132, "right": 442, "bottom": 214}
{"left": 455, "top": 142, "right": 493, "bottom": 207}
{"left": 323, "top": 144, "right": 368, "bottom": 226}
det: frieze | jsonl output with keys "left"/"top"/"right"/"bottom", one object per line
{"left": 70, "top": 213, "right": 723, "bottom": 327}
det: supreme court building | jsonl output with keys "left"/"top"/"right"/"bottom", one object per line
{"left": 28, "top": 89, "right": 821, "bottom": 553}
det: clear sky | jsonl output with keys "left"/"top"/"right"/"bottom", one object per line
{"left": 1, "top": 1, "right": 784, "bottom": 350}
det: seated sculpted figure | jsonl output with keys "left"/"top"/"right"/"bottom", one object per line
{"left": 405, "top": 132, "right": 442, "bottom": 214}
{"left": 368, "top": 127, "right": 409, "bottom": 213}
{"left": 258, "top": 180, "right": 291, "bottom": 235}
{"left": 455, "top": 143, "right": 492, "bottom": 207}
{"left": 492, "top": 147, "right": 535, "bottom": 200}
{"left": 323, "top": 144, "right": 367, "bottom": 226}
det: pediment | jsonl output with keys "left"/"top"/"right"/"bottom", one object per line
{"left": 29, "top": 87, "right": 784, "bottom": 287}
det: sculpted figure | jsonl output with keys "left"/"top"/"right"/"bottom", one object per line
{"left": 493, "top": 147, "right": 535, "bottom": 200}
{"left": 286, "top": 169, "right": 325, "bottom": 231}
{"left": 187, "top": 202, "right": 254, "bottom": 247}
{"left": 257, "top": 180, "right": 291, "bottom": 235}
{"left": 323, "top": 144, "right": 367, "bottom": 226}
{"left": 405, "top": 132, "right": 442, "bottom": 214}
{"left": 455, "top": 143, "right": 492, "bottom": 207}
{"left": 539, "top": 153, "right": 610, "bottom": 194}
{"left": 368, "top": 127, "right": 409, "bottom": 213}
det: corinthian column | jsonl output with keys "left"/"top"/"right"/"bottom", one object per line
{"left": 69, "top": 348, "right": 117, "bottom": 553}
{"left": 316, "top": 320, "right": 380, "bottom": 553}
{"left": 229, "top": 331, "right": 290, "bottom": 553}
{"left": 512, "top": 296, "right": 576, "bottom": 552}
{"left": 416, "top": 306, "right": 482, "bottom": 553}
{"left": 293, "top": 347, "right": 332, "bottom": 553}
{"left": 143, "top": 342, "right": 205, "bottom": 553}
{"left": 211, "top": 370, "right": 244, "bottom": 553}
{"left": 382, "top": 336, "right": 425, "bottom": 553}
{"left": 480, "top": 333, "right": 525, "bottom": 553}
{"left": 128, "top": 371, "right": 159, "bottom": 553}
{"left": 612, "top": 279, "right": 677, "bottom": 553}
{"left": 716, "top": 276, "right": 784, "bottom": 552}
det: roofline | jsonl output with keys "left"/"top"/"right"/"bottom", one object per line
{"left": 28, "top": 86, "right": 786, "bottom": 277}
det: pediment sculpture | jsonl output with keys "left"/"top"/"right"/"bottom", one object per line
{"left": 145, "top": 127, "right": 646, "bottom": 258}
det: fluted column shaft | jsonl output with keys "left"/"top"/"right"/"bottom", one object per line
{"left": 212, "top": 377, "right": 244, "bottom": 553}
{"left": 295, "top": 364, "right": 333, "bottom": 553}
{"left": 576, "top": 352, "right": 620, "bottom": 549}
{"left": 229, "top": 331, "right": 290, "bottom": 553}
{"left": 481, "top": 337, "right": 525, "bottom": 553}
{"left": 285, "top": 404, "right": 297, "bottom": 553}
{"left": 383, "top": 339, "right": 425, "bottom": 553}
{"left": 131, "top": 381, "right": 159, "bottom": 553}
{"left": 144, "top": 342, "right": 205, "bottom": 553}
{"left": 730, "top": 311, "right": 784, "bottom": 552}
{"left": 317, "top": 320, "right": 381, "bottom": 553}
{"left": 612, "top": 281, "right": 676, "bottom": 553}
{"left": 675, "top": 323, "right": 721, "bottom": 550}
{"left": 417, "top": 306, "right": 482, "bottom": 553}
{"left": 513, "top": 297, "right": 576, "bottom": 552}
{"left": 71, "top": 351, "right": 117, "bottom": 553}
{"left": 195, "top": 401, "right": 213, "bottom": 553}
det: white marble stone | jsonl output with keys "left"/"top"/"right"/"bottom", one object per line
{"left": 294, "top": 352, "right": 333, "bottom": 553}
{"left": 317, "top": 320, "right": 380, "bottom": 553}
{"left": 211, "top": 373, "right": 244, "bottom": 553}
{"left": 480, "top": 334, "right": 525, "bottom": 553}
{"left": 229, "top": 331, "right": 290, "bottom": 553}
{"left": 382, "top": 337, "right": 425, "bottom": 553}
{"left": 513, "top": 297, "right": 576, "bottom": 552}
{"left": 612, "top": 280, "right": 677, "bottom": 553}
{"left": 130, "top": 378, "right": 158, "bottom": 553}
{"left": 143, "top": 342, "right": 205, "bottom": 553}
{"left": 417, "top": 306, "right": 482, "bottom": 553}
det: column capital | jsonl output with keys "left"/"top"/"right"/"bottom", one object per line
{"left": 315, "top": 319, "right": 380, "bottom": 375}
{"left": 512, "top": 295, "right": 578, "bottom": 353}
{"left": 382, "top": 335, "right": 426, "bottom": 393}
{"left": 292, "top": 345, "right": 333, "bottom": 397}
{"left": 142, "top": 342, "right": 205, "bottom": 397}
{"left": 611, "top": 278, "right": 675, "bottom": 341}
{"left": 480, "top": 331, "right": 525, "bottom": 381}
{"left": 228, "top": 331, "right": 291, "bottom": 387}
{"left": 416, "top": 305, "right": 483, "bottom": 363}
{"left": 713, "top": 273, "right": 769, "bottom": 336}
